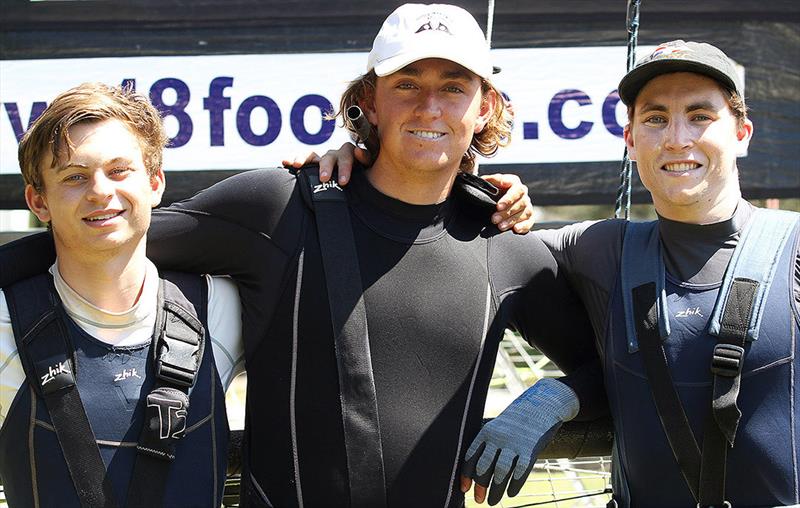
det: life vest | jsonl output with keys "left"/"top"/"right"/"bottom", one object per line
{"left": 605, "top": 209, "right": 800, "bottom": 507}
{"left": 0, "top": 271, "right": 229, "bottom": 508}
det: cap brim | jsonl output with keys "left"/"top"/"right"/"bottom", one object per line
{"left": 373, "top": 46, "right": 492, "bottom": 80}
{"left": 618, "top": 59, "right": 739, "bottom": 106}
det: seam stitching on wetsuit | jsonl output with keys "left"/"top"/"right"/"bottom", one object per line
{"left": 32, "top": 412, "right": 212, "bottom": 436}
{"left": 247, "top": 223, "right": 308, "bottom": 362}
{"left": 792, "top": 318, "right": 798, "bottom": 502}
{"left": 611, "top": 354, "right": 793, "bottom": 385}
{"left": 29, "top": 385, "right": 39, "bottom": 508}
{"left": 494, "top": 284, "right": 527, "bottom": 300}
{"left": 443, "top": 283, "right": 492, "bottom": 507}
{"left": 211, "top": 359, "right": 218, "bottom": 506}
{"left": 349, "top": 204, "right": 450, "bottom": 245}
{"left": 291, "top": 248, "right": 305, "bottom": 508}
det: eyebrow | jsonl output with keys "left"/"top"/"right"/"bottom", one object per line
{"left": 685, "top": 101, "right": 718, "bottom": 112}
{"left": 396, "top": 65, "right": 474, "bottom": 81}
{"left": 56, "top": 162, "right": 87, "bottom": 174}
{"left": 57, "top": 157, "right": 131, "bottom": 173}
{"left": 638, "top": 101, "right": 720, "bottom": 115}
{"left": 638, "top": 103, "right": 667, "bottom": 114}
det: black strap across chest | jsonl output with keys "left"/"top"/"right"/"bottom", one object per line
{"left": 5, "top": 271, "right": 206, "bottom": 508}
{"left": 299, "top": 166, "right": 388, "bottom": 508}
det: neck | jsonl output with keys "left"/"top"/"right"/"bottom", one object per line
{"left": 655, "top": 184, "right": 742, "bottom": 225}
{"left": 367, "top": 156, "right": 458, "bottom": 205}
{"left": 55, "top": 241, "right": 148, "bottom": 312}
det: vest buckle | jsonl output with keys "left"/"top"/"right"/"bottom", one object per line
{"left": 710, "top": 344, "right": 744, "bottom": 378}
{"left": 155, "top": 357, "right": 196, "bottom": 387}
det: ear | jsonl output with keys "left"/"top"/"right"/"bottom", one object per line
{"left": 474, "top": 88, "right": 497, "bottom": 134}
{"left": 623, "top": 124, "right": 636, "bottom": 161}
{"left": 25, "top": 184, "right": 51, "bottom": 224}
{"left": 360, "top": 96, "right": 378, "bottom": 127}
{"left": 735, "top": 118, "right": 754, "bottom": 157}
{"left": 150, "top": 167, "right": 166, "bottom": 207}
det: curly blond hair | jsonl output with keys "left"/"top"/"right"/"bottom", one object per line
{"left": 335, "top": 70, "right": 512, "bottom": 173}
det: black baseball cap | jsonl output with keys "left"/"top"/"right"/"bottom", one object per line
{"left": 618, "top": 40, "right": 743, "bottom": 106}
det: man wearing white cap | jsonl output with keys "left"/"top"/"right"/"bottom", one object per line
{"left": 329, "top": 38, "right": 800, "bottom": 507}
{"left": 0, "top": 4, "right": 600, "bottom": 507}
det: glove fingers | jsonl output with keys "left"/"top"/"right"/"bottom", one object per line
{"left": 492, "top": 448, "right": 517, "bottom": 486}
{"left": 487, "top": 455, "right": 517, "bottom": 506}
{"left": 464, "top": 434, "right": 485, "bottom": 463}
{"left": 508, "top": 458, "right": 535, "bottom": 497}
{"left": 507, "top": 424, "right": 562, "bottom": 497}
{"left": 461, "top": 440, "right": 485, "bottom": 480}
{"left": 473, "top": 447, "right": 501, "bottom": 487}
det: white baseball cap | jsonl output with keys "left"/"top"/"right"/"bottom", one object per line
{"left": 367, "top": 3, "right": 493, "bottom": 79}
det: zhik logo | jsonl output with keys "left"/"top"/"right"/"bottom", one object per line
{"left": 40, "top": 361, "right": 71, "bottom": 386}
{"left": 114, "top": 368, "right": 142, "bottom": 382}
{"left": 313, "top": 181, "right": 343, "bottom": 193}
{"left": 675, "top": 306, "right": 704, "bottom": 318}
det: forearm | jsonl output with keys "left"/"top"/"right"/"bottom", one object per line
{"left": 557, "top": 358, "right": 608, "bottom": 421}
{"left": 148, "top": 207, "right": 258, "bottom": 277}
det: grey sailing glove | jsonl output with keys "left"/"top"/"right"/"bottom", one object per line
{"left": 461, "top": 377, "right": 579, "bottom": 505}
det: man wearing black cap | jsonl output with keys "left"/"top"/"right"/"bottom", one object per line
{"left": 461, "top": 40, "right": 800, "bottom": 507}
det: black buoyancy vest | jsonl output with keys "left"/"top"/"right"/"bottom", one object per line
{"left": 0, "top": 271, "right": 229, "bottom": 508}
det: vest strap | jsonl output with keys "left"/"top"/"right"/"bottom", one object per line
{"left": 126, "top": 276, "right": 205, "bottom": 508}
{"left": 621, "top": 221, "right": 670, "bottom": 353}
{"left": 632, "top": 281, "right": 702, "bottom": 502}
{"left": 298, "top": 166, "right": 388, "bottom": 508}
{"left": 5, "top": 275, "right": 119, "bottom": 508}
{"left": 708, "top": 208, "right": 799, "bottom": 341}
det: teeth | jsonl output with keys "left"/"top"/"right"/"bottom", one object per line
{"left": 663, "top": 162, "right": 700, "bottom": 172}
{"left": 411, "top": 130, "right": 444, "bottom": 139}
{"left": 86, "top": 212, "right": 119, "bottom": 221}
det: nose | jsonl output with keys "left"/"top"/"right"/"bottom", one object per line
{"left": 414, "top": 90, "right": 442, "bottom": 119}
{"left": 663, "top": 118, "right": 693, "bottom": 152}
{"left": 86, "top": 171, "right": 114, "bottom": 202}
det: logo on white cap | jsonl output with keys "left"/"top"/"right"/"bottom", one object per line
{"left": 415, "top": 16, "right": 452, "bottom": 35}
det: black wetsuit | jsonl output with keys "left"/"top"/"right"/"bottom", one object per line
{"left": 146, "top": 167, "right": 597, "bottom": 507}
{"left": 0, "top": 166, "right": 599, "bottom": 507}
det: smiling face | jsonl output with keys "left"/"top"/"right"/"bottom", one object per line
{"left": 25, "top": 118, "right": 165, "bottom": 262}
{"left": 624, "top": 72, "right": 753, "bottom": 223}
{"left": 363, "top": 58, "right": 495, "bottom": 179}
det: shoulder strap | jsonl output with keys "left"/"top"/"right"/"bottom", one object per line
{"left": 5, "top": 274, "right": 119, "bottom": 508}
{"left": 631, "top": 281, "right": 703, "bottom": 502}
{"left": 296, "top": 166, "right": 388, "bottom": 508}
{"left": 698, "top": 208, "right": 799, "bottom": 506}
{"left": 621, "top": 220, "right": 670, "bottom": 353}
{"left": 622, "top": 221, "right": 703, "bottom": 502}
{"left": 708, "top": 208, "right": 800, "bottom": 341}
{"left": 125, "top": 274, "right": 206, "bottom": 508}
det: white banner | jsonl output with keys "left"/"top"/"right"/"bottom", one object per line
{"left": 0, "top": 46, "right": 742, "bottom": 174}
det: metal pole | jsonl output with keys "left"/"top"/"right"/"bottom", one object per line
{"left": 614, "top": 0, "right": 641, "bottom": 220}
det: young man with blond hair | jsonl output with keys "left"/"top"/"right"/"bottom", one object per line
{"left": 0, "top": 82, "right": 243, "bottom": 507}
